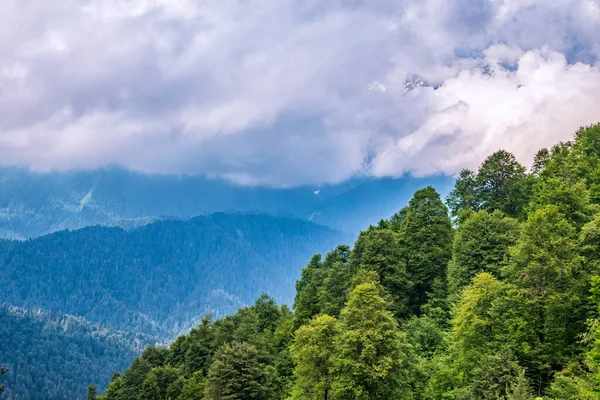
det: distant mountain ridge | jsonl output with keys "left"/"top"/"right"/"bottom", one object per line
{"left": 0, "top": 167, "right": 451, "bottom": 238}
{"left": 0, "top": 212, "right": 349, "bottom": 337}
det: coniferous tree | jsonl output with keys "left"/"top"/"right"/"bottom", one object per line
{"left": 398, "top": 186, "right": 453, "bottom": 314}
{"left": 350, "top": 227, "right": 412, "bottom": 319}
{"left": 447, "top": 209, "right": 519, "bottom": 299}
{"left": 446, "top": 169, "right": 478, "bottom": 219}
{"left": 87, "top": 384, "right": 98, "bottom": 400}
{"left": 294, "top": 255, "right": 325, "bottom": 328}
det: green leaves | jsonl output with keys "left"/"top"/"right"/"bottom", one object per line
{"left": 290, "top": 315, "right": 339, "bottom": 400}
{"left": 330, "top": 279, "right": 415, "bottom": 400}
{"left": 205, "top": 342, "right": 274, "bottom": 400}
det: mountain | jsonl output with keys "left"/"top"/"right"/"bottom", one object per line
{"left": 0, "top": 304, "right": 161, "bottom": 400}
{"left": 0, "top": 213, "right": 349, "bottom": 338}
{"left": 0, "top": 167, "right": 451, "bottom": 238}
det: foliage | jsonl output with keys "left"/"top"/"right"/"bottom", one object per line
{"left": 289, "top": 315, "right": 338, "bottom": 400}
{"left": 447, "top": 209, "right": 519, "bottom": 299}
{"left": 29, "top": 123, "right": 600, "bottom": 400}
{"left": 330, "top": 278, "right": 415, "bottom": 400}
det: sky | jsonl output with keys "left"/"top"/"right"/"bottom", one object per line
{"left": 0, "top": 0, "right": 599, "bottom": 187}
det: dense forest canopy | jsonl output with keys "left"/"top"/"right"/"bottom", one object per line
{"left": 99, "top": 124, "right": 600, "bottom": 399}
{"left": 0, "top": 213, "right": 347, "bottom": 338}
{"left": 0, "top": 305, "right": 161, "bottom": 400}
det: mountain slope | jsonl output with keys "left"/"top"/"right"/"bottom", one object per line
{"left": 0, "top": 213, "right": 349, "bottom": 337}
{"left": 0, "top": 304, "right": 161, "bottom": 400}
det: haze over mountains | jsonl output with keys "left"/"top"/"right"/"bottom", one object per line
{"left": 0, "top": 167, "right": 451, "bottom": 239}
{"left": 0, "top": 170, "right": 450, "bottom": 399}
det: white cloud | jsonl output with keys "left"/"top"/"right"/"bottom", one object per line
{"left": 0, "top": 0, "right": 599, "bottom": 186}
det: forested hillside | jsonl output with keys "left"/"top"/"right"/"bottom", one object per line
{"left": 102, "top": 124, "right": 600, "bottom": 399}
{"left": 0, "top": 213, "right": 348, "bottom": 337}
{"left": 0, "top": 168, "right": 449, "bottom": 238}
{"left": 0, "top": 304, "right": 161, "bottom": 400}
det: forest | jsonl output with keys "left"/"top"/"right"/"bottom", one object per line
{"left": 0, "top": 305, "right": 161, "bottom": 400}
{"left": 95, "top": 123, "right": 600, "bottom": 399}
{"left": 0, "top": 213, "right": 346, "bottom": 338}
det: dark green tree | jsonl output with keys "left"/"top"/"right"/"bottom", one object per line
{"left": 350, "top": 227, "right": 412, "bottom": 319}
{"left": 185, "top": 315, "right": 215, "bottom": 375}
{"left": 446, "top": 169, "right": 478, "bottom": 218}
{"left": 447, "top": 209, "right": 519, "bottom": 299}
{"left": 475, "top": 150, "right": 529, "bottom": 218}
{"left": 252, "top": 293, "right": 281, "bottom": 333}
{"left": 397, "top": 186, "right": 453, "bottom": 314}
{"left": 140, "top": 366, "right": 181, "bottom": 400}
{"left": 120, "top": 357, "right": 152, "bottom": 400}
{"left": 294, "top": 255, "right": 325, "bottom": 328}
{"left": 0, "top": 366, "right": 7, "bottom": 397}
{"left": 87, "top": 384, "right": 98, "bottom": 400}
{"left": 204, "top": 341, "right": 273, "bottom": 400}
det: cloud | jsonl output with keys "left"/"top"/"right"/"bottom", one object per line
{"left": 0, "top": 0, "right": 599, "bottom": 186}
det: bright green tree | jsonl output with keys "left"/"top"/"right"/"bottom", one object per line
{"left": 330, "top": 278, "right": 415, "bottom": 400}
{"left": 289, "top": 315, "right": 339, "bottom": 400}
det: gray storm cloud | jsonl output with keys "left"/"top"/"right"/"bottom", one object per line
{"left": 0, "top": 0, "right": 599, "bottom": 186}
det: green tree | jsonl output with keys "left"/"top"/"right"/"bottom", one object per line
{"left": 503, "top": 206, "right": 588, "bottom": 391}
{"left": 289, "top": 315, "right": 339, "bottom": 400}
{"left": 398, "top": 186, "right": 453, "bottom": 314}
{"left": 447, "top": 210, "right": 519, "bottom": 299}
{"left": 204, "top": 341, "right": 273, "bottom": 400}
{"left": 475, "top": 150, "right": 529, "bottom": 218}
{"left": 294, "top": 255, "right": 325, "bottom": 328}
{"left": 186, "top": 315, "right": 215, "bottom": 375}
{"left": 87, "top": 385, "right": 98, "bottom": 400}
{"left": 318, "top": 246, "right": 351, "bottom": 318}
{"left": 180, "top": 371, "right": 206, "bottom": 400}
{"left": 446, "top": 169, "right": 478, "bottom": 218}
{"left": 102, "top": 372, "right": 124, "bottom": 400}
{"left": 350, "top": 227, "right": 412, "bottom": 319}
{"left": 120, "top": 357, "right": 152, "bottom": 400}
{"left": 140, "top": 366, "right": 181, "bottom": 400}
{"left": 531, "top": 148, "right": 551, "bottom": 177}
{"left": 572, "top": 124, "right": 600, "bottom": 203}
{"left": 330, "top": 278, "right": 415, "bottom": 400}
{"left": 252, "top": 293, "right": 281, "bottom": 333}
